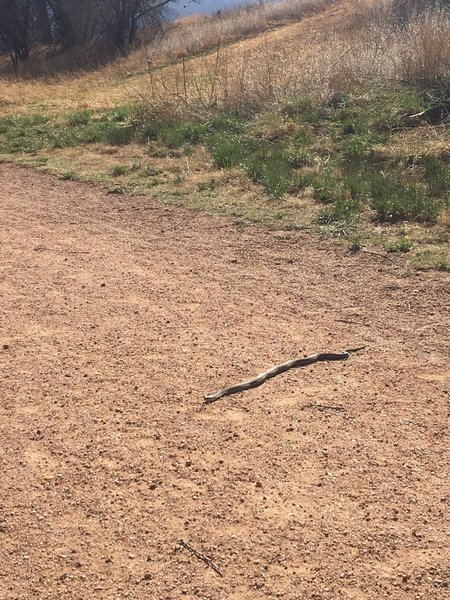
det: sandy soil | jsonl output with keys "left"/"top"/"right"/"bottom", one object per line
{"left": 0, "top": 162, "right": 449, "bottom": 599}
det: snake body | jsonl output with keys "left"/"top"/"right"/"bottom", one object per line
{"left": 204, "top": 346, "right": 365, "bottom": 404}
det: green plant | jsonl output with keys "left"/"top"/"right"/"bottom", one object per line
{"left": 411, "top": 249, "right": 450, "bottom": 271}
{"left": 348, "top": 235, "right": 363, "bottom": 253}
{"left": 58, "top": 171, "right": 77, "bottom": 181}
{"left": 105, "top": 124, "right": 134, "bottom": 146}
{"left": 423, "top": 156, "right": 449, "bottom": 197}
{"left": 111, "top": 164, "right": 129, "bottom": 176}
{"left": 197, "top": 178, "right": 216, "bottom": 192}
{"left": 317, "top": 198, "right": 361, "bottom": 225}
{"left": 312, "top": 169, "right": 342, "bottom": 204}
{"left": 245, "top": 145, "right": 293, "bottom": 198}
{"left": 67, "top": 109, "right": 92, "bottom": 126}
{"left": 293, "top": 127, "right": 313, "bottom": 145}
{"left": 370, "top": 173, "right": 438, "bottom": 223}
{"left": 287, "top": 147, "right": 313, "bottom": 168}
{"left": 206, "top": 133, "right": 248, "bottom": 168}
{"left": 385, "top": 238, "right": 413, "bottom": 253}
{"left": 107, "top": 105, "right": 135, "bottom": 123}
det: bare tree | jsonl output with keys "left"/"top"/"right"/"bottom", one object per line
{"left": 0, "top": 0, "right": 33, "bottom": 69}
{"left": 47, "top": 0, "right": 100, "bottom": 49}
{"left": 95, "top": 0, "right": 175, "bottom": 55}
{"left": 0, "top": 0, "right": 181, "bottom": 70}
{"left": 33, "top": 0, "right": 52, "bottom": 43}
{"left": 393, "top": 0, "right": 450, "bottom": 25}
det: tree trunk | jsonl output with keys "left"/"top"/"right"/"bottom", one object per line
{"left": 34, "top": 0, "right": 53, "bottom": 44}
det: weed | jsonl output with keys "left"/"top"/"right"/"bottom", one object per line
{"left": 111, "top": 164, "right": 129, "bottom": 176}
{"left": 58, "top": 171, "right": 77, "bottom": 181}
{"left": 197, "top": 178, "right": 216, "bottom": 192}
{"left": 317, "top": 198, "right": 360, "bottom": 225}
{"left": 105, "top": 124, "right": 134, "bottom": 146}
{"left": 0, "top": 116, "right": 14, "bottom": 134}
{"left": 312, "top": 169, "right": 342, "bottom": 204}
{"left": 423, "top": 156, "right": 449, "bottom": 197}
{"left": 245, "top": 144, "right": 293, "bottom": 198}
{"left": 348, "top": 235, "right": 363, "bottom": 253}
{"left": 284, "top": 98, "right": 321, "bottom": 123}
{"left": 370, "top": 173, "right": 438, "bottom": 223}
{"left": 67, "top": 109, "right": 92, "bottom": 126}
{"left": 385, "top": 238, "right": 413, "bottom": 253}
{"left": 287, "top": 146, "right": 314, "bottom": 168}
{"left": 140, "top": 166, "right": 164, "bottom": 177}
{"left": 206, "top": 133, "right": 248, "bottom": 169}
{"left": 206, "top": 112, "right": 246, "bottom": 135}
{"left": 109, "top": 105, "right": 135, "bottom": 123}
{"left": 411, "top": 249, "right": 450, "bottom": 271}
{"left": 293, "top": 128, "right": 313, "bottom": 146}
{"left": 145, "top": 179, "right": 164, "bottom": 188}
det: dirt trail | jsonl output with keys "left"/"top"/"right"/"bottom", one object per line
{"left": 0, "top": 163, "right": 449, "bottom": 599}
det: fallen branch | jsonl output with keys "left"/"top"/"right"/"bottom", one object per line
{"left": 359, "top": 248, "right": 394, "bottom": 262}
{"left": 305, "top": 403, "right": 345, "bottom": 411}
{"left": 33, "top": 245, "right": 89, "bottom": 254}
{"left": 179, "top": 539, "right": 223, "bottom": 577}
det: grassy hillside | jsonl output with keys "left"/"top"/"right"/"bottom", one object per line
{"left": 0, "top": 0, "right": 449, "bottom": 269}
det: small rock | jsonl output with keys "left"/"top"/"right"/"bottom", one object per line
{"left": 100, "top": 283, "right": 106, "bottom": 288}
{"left": 2, "top": 344, "right": 9, "bottom": 350}
{"left": 149, "top": 483, "right": 157, "bottom": 490}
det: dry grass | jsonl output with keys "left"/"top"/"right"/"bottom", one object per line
{"left": 139, "top": 0, "right": 450, "bottom": 113}
{"left": 142, "top": 0, "right": 333, "bottom": 64}
{"left": 1, "top": 0, "right": 448, "bottom": 116}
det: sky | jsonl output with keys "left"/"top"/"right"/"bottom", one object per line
{"left": 172, "top": 0, "right": 259, "bottom": 17}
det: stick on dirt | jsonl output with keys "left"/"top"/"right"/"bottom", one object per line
{"left": 305, "top": 403, "right": 345, "bottom": 411}
{"left": 179, "top": 539, "right": 223, "bottom": 577}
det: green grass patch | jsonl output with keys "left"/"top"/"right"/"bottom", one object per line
{"left": 423, "top": 156, "right": 449, "bottom": 198}
{"left": 411, "top": 248, "right": 450, "bottom": 271}
{"left": 0, "top": 82, "right": 448, "bottom": 269}
{"left": 385, "top": 238, "right": 413, "bottom": 253}
{"left": 369, "top": 173, "right": 439, "bottom": 223}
